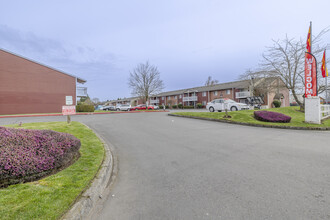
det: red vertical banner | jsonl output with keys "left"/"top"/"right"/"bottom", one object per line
{"left": 305, "top": 23, "right": 317, "bottom": 97}
{"left": 305, "top": 53, "right": 317, "bottom": 97}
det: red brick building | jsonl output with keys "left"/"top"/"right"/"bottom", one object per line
{"left": 149, "top": 78, "right": 289, "bottom": 108}
{"left": 0, "top": 49, "right": 86, "bottom": 115}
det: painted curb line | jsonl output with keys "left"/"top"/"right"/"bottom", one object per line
{"left": 0, "top": 110, "right": 169, "bottom": 119}
{"left": 61, "top": 124, "right": 118, "bottom": 220}
{"left": 168, "top": 114, "right": 330, "bottom": 131}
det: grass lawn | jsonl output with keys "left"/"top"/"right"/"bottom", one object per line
{"left": 0, "top": 121, "right": 104, "bottom": 220}
{"left": 172, "top": 106, "right": 330, "bottom": 128}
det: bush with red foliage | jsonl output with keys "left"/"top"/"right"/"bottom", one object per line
{"left": 254, "top": 111, "right": 291, "bottom": 123}
{"left": 0, "top": 127, "right": 80, "bottom": 187}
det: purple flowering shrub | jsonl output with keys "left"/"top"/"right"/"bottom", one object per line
{"left": 0, "top": 127, "right": 80, "bottom": 187}
{"left": 254, "top": 111, "right": 291, "bottom": 123}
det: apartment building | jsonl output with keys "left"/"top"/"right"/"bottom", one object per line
{"left": 149, "top": 78, "right": 289, "bottom": 108}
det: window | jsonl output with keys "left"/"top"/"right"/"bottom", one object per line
{"left": 202, "top": 92, "right": 207, "bottom": 97}
{"left": 168, "top": 96, "right": 171, "bottom": 100}
{"left": 175, "top": 96, "right": 177, "bottom": 99}
{"left": 214, "top": 91, "right": 218, "bottom": 96}
{"left": 202, "top": 101, "right": 206, "bottom": 106}
{"left": 226, "top": 89, "right": 231, "bottom": 95}
{"left": 179, "top": 95, "right": 182, "bottom": 99}
{"left": 162, "top": 97, "right": 164, "bottom": 100}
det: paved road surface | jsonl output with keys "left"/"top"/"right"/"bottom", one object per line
{"left": 1, "top": 112, "right": 330, "bottom": 219}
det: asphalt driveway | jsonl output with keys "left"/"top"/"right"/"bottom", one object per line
{"left": 1, "top": 112, "right": 330, "bottom": 219}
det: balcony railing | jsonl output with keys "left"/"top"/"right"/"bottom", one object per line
{"left": 183, "top": 96, "right": 198, "bottom": 102}
{"left": 150, "top": 99, "right": 159, "bottom": 104}
{"left": 77, "top": 87, "right": 87, "bottom": 97}
{"left": 235, "top": 91, "right": 250, "bottom": 98}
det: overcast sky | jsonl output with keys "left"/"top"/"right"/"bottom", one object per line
{"left": 1, "top": 0, "right": 330, "bottom": 101}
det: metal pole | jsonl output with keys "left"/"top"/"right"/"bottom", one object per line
{"left": 326, "top": 49, "right": 328, "bottom": 103}
{"left": 326, "top": 77, "right": 328, "bottom": 103}
{"left": 310, "top": 21, "right": 312, "bottom": 54}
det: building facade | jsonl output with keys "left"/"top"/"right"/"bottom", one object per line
{"left": 0, "top": 49, "right": 87, "bottom": 115}
{"left": 149, "top": 78, "right": 289, "bottom": 108}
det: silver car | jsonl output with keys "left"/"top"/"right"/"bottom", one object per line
{"left": 116, "top": 104, "right": 131, "bottom": 111}
{"left": 206, "top": 98, "right": 249, "bottom": 112}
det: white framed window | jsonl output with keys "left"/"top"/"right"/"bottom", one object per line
{"left": 214, "top": 91, "right": 218, "bottom": 96}
{"left": 226, "top": 89, "right": 231, "bottom": 95}
{"left": 175, "top": 96, "right": 177, "bottom": 99}
{"left": 179, "top": 95, "right": 182, "bottom": 99}
{"left": 168, "top": 96, "right": 171, "bottom": 100}
{"left": 162, "top": 97, "right": 164, "bottom": 100}
{"left": 202, "top": 92, "right": 207, "bottom": 97}
{"left": 202, "top": 101, "right": 206, "bottom": 106}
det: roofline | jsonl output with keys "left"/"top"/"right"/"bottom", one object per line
{"left": 0, "top": 48, "right": 87, "bottom": 84}
{"left": 153, "top": 79, "right": 251, "bottom": 96}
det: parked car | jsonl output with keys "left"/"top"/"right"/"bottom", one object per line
{"left": 147, "top": 105, "right": 159, "bottom": 110}
{"left": 130, "top": 104, "right": 147, "bottom": 111}
{"left": 103, "top": 105, "right": 116, "bottom": 111}
{"left": 206, "top": 98, "right": 250, "bottom": 112}
{"left": 116, "top": 104, "right": 131, "bottom": 111}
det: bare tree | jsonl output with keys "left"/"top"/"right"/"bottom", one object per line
{"left": 205, "top": 76, "right": 219, "bottom": 86}
{"left": 92, "top": 98, "right": 100, "bottom": 105}
{"left": 241, "top": 29, "right": 330, "bottom": 109}
{"left": 128, "top": 61, "right": 164, "bottom": 103}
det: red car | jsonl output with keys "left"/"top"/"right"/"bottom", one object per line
{"left": 130, "top": 104, "right": 147, "bottom": 111}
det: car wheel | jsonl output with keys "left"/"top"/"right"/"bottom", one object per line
{"left": 209, "top": 107, "right": 215, "bottom": 112}
{"left": 117, "top": 108, "right": 120, "bottom": 111}
{"left": 231, "top": 106, "right": 238, "bottom": 111}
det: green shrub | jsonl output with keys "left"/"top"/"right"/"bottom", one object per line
{"left": 172, "top": 105, "right": 177, "bottom": 109}
{"left": 197, "top": 103, "right": 203, "bottom": 108}
{"left": 272, "top": 100, "right": 281, "bottom": 108}
{"left": 76, "top": 104, "right": 95, "bottom": 112}
{"left": 183, "top": 106, "right": 194, "bottom": 109}
{"left": 178, "top": 104, "right": 183, "bottom": 109}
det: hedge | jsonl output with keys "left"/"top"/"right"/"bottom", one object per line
{"left": 76, "top": 104, "right": 95, "bottom": 112}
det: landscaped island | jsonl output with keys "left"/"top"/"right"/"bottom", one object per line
{"left": 0, "top": 122, "right": 104, "bottom": 220}
{"left": 171, "top": 107, "right": 330, "bottom": 129}
{"left": 0, "top": 127, "right": 81, "bottom": 188}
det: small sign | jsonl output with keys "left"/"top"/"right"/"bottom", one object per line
{"left": 66, "top": 96, "right": 73, "bottom": 105}
{"left": 62, "top": 106, "right": 76, "bottom": 115}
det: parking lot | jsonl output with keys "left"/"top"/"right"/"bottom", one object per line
{"left": 1, "top": 112, "right": 330, "bottom": 219}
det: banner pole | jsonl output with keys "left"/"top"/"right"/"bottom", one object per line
{"left": 310, "top": 21, "right": 312, "bottom": 54}
{"left": 326, "top": 49, "right": 328, "bottom": 103}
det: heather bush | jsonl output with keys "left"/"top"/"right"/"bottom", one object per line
{"left": 0, "top": 127, "right": 81, "bottom": 187}
{"left": 178, "top": 104, "right": 183, "bottom": 109}
{"left": 197, "top": 103, "right": 203, "bottom": 109}
{"left": 172, "top": 105, "right": 177, "bottom": 109}
{"left": 254, "top": 111, "right": 291, "bottom": 123}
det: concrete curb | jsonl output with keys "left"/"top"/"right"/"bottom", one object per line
{"left": 61, "top": 124, "right": 118, "bottom": 220}
{"left": 0, "top": 110, "right": 169, "bottom": 119}
{"left": 168, "top": 113, "right": 330, "bottom": 131}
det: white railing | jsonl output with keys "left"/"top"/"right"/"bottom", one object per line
{"left": 77, "top": 87, "right": 87, "bottom": 97}
{"left": 150, "top": 99, "right": 159, "bottom": 104}
{"left": 183, "top": 96, "right": 198, "bottom": 102}
{"left": 320, "top": 104, "right": 330, "bottom": 120}
{"left": 235, "top": 91, "right": 250, "bottom": 98}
